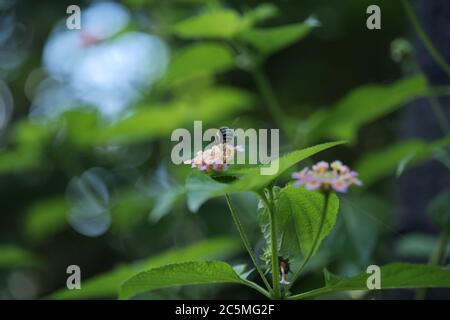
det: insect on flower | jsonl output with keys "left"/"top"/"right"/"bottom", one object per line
{"left": 291, "top": 160, "right": 362, "bottom": 193}
{"left": 184, "top": 127, "right": 243, "bottom": 172}
{"left": 218, "top": 127, "right": 235, "bottom": 164}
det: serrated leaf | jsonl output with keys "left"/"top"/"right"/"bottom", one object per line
{"left": 119, "top": 261, "right": 245, "bottom": 299}
{"left": 186, "top": 141, "right": 345, "bottom": 212}
{"left": 291, "top": 263, "right": 450, "bottom": 299}
{"left": 238, "top": 17, "right": 319, "bottom": 55}
{"left": 276, "top": 185, "right": 339, "bottom": 259}
{"left": 50, "top": 237, "right": 240, "bottom": 299}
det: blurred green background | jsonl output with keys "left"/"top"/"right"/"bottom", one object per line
{"left": 0, "top": 0, "right": 449, "bottom": 299}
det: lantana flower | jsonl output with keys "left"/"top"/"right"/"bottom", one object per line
{"left": 291, "top": 160, "right": 362, "bottom": 193}
{"left": 184, "top": 143, "right": 243, "bottom": 172}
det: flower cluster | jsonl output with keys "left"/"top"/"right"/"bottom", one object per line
{"left": 291, "top": 160, "right": 362, "bottom": 193}
{"left": 184, "top": 143, "right": 243, "bottom": 172}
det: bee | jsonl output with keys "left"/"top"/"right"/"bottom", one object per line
{"left": 217, "top": 127, "right": 234, "bottom": 164}
{"left": 218, "top": 127, "right": 234, "bottom": 145}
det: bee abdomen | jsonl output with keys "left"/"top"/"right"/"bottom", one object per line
{"left": 219, "top": 127, "right": 234, "bottom": 145}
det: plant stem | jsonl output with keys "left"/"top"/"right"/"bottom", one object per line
{"left": 241, "top": 279, "right": 271, "bottom": 299}
{"left": 288, "top": 191, "right": 330, "bottom": 290}
{"left": 259, "top": 191, "right": 281, "bottom": 298}
{"left": 428, "top": 87, "right": 450, "bottom": 136}
{"left": 224, "top": 194, "right": 272, "bottom": 292}
{"left": 401, "top": 0, "right": 450, "bottom": 78}
{"left": 430, "top": 229, "right": 449, "bottom": 266}
{"left": 415, "top": 229, "right": 449, "bottom": 300}
{"left": 251, "top": 67, "right": 292, "bottom": 139}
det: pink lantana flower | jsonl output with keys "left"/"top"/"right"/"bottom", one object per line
{"left": 184, "top": 143, "right": 243, "bottom": 172}
{"left": 291, "top": 160, "right": 362, "bottom": 193}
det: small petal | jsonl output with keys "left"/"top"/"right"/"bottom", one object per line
{"left": 331, "top": 180, "right": 349, "bottom": 193}
{"left": 313, "top": 161, "right": 329, "bottom": 172}
{"left": 306, "top": 180, "right": 321, "bottom": 190}
{"left": 330, "top": 160, "right": 343, "bottom": 171}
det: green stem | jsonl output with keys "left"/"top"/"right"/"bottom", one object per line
{"left": 259, "top": 191, "right": 281, "bottom": 299}
{"left": 415, "top": 229, "right": 449, "bottom": 300}
{"left": 224, "top": 194, "right": 272, "bottom": 292}
{"left": 430, "top": 229, "right": 449, "bottom": 265}
{"left": 401, "top": 0, "right": 450, "bottom": 77}
{"left": 251, "top": 67, "right": 292, "bottom": 139}
{"left": 241, "top": 279, "right": 271, "bottom": 299}
{"left": 288, "top": 191, "right": 330, "bottom": 291}
{"left": 432, "top": 85, "right": 450, "bottom": 97}
{"left": 427, "top": 86, "right": 450, "bottom": 136}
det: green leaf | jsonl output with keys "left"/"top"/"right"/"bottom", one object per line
{"left": 238, "top": 17, "right": 319, "bottom": 55}
{"left": 162, "top": 43, "right": 235, "bottom": 86}
{"left": 241, "top": 3, "right": 279, "bottom": 27}
{"left": 110, "top": 190, "right": 153, "bottom": 232}
{"left": 119, "top": 261, "right": 245, "bottom": 299}
{"left": 276, "top": 185, "right": 339, "bottom": 259}
{"left": 12, "top": 120, "right": 54, "bottom": 146}
{"left": 127, "top": 0, "right": 208, "bottom": 5}
{"left": 325, "top": 263, "right": 450, "bottom": 289}
{"left": 428, "top": 189, "right": 450, "bottom": 231}
{"left": 24, "top": 197, "right": 69, "bottom": 243}
{"left": 172, "top": 9, "right": 243, "bottom": 39}
{"left": 186, "top": 171, "right": 228, "bottom": 213}
{"left": 396, "top": 153, "right": 417, "bottom": 178}
{"left": 96, "top": 87, "right": 253, "bottom": 145}
{"left": 307, "top": 75, "right": 429, "bottom": 143}
{"left": 334, "top": 195, "right": 389, "bottom": 265}
{"left": 355, "top": 137, "right": 450, "bottom": 187}
{"left": 50, "top": 237, "right": 240, "bottom": 299}
{"left": 356, "top": 140, "right": 425, "bottom": 187}
{"left": 149, "top": 187, "right": 184, "bottom": 222}
{"left": 291, "top": 263, "right": 450, "bottom": 299}
{"left": 0, "top": 147, "right": 42, "bottom": 175}
{"left": 61, "top": 110, "right": 102, "bottom": 148}
{"left": 186, "top": 141, "right": 345, "bottom": 212}
{"left": 0, "top": 245, "right": 40, "bottom": 269}
{"left": 395, "top": 233, "right": 450, "bottom": 259}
